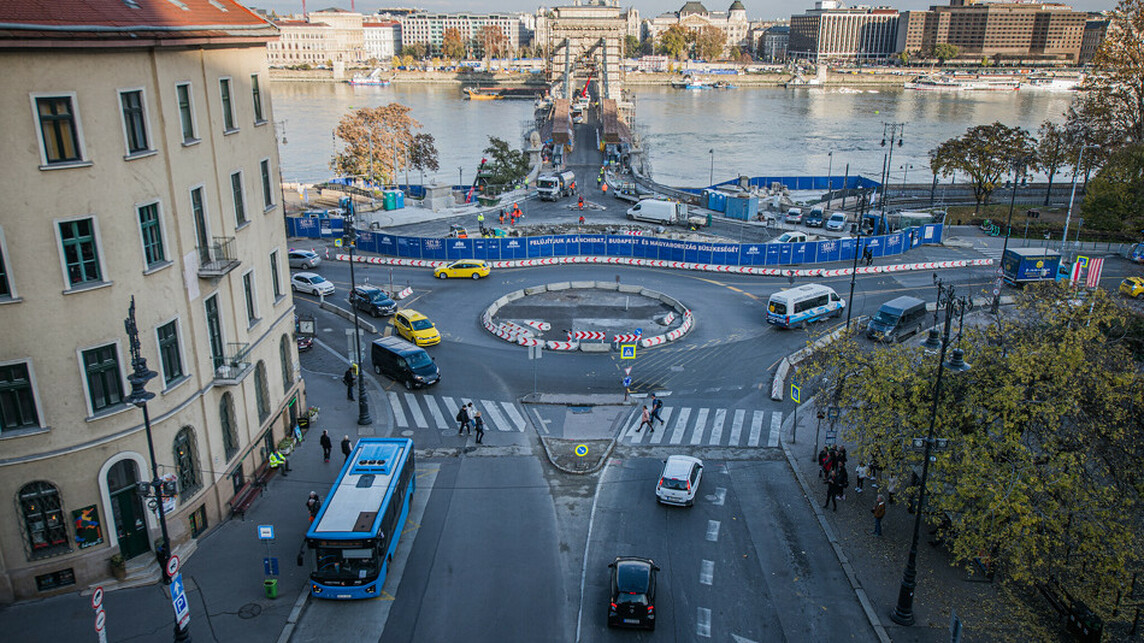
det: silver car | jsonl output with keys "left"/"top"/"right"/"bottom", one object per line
{"left": 288, "top": 249, "right": 321, "bottom": 269}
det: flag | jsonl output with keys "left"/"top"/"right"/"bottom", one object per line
{"left": 1085, "top": 257, "right": 1103, "bottom": 288}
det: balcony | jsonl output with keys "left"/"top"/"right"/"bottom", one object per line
{"left": 213, "top": 342, "right": 252, "bottom": 385}
{"left": 197, "top": 236, "right": 241, "bottom": 278}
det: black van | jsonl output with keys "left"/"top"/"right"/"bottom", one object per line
{"left": 866, "top": 296, "right": 928, "bottom": 343}
{"left": 370, "top": 336, "right": 440, "bottom": 389}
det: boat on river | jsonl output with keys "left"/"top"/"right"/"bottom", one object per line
{"left": 1024, "top": 72, "right": 1083, "bottom": 91}
{"left": 671, "top": 75, "right": 711, "bottom": 90}
{"left": 348, "top": 68, "right": 392, "bottom": 86}
{"left": 904, "top": 74, "right": 1020, "bottom": 91}
{"left": 464, "top": 86, "right": 548, "bottom": 100}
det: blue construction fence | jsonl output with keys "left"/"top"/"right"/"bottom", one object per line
{"left": 288, "top": 217, "right": 944, "bottom": 267}
{"left": 686, "top": 175, "right": 882, "bottom": 195}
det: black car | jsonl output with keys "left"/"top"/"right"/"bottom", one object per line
{"left": 607, "top": 556, "right": 658, "bottom": 630}
{"left": 804, "top": 211, "right": 824, "bottom": 227}
{"left": 349, "top": 286, "right": 397, "bottom": 317}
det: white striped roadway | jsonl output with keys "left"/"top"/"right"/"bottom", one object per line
{"left": 619, "top": 406, "right": 783, "bottom": 448}
{"left": 387, "top": 393, "right": 526, "bottom": 432}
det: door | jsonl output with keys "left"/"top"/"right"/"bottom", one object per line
{"left": 107, "top": 460, "right": 150, "bottom": 560}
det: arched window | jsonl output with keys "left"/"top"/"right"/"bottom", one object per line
{"left": 173, "top": 426, "right": 201, "bottom": 498}
{"left": 279, "top": 334, "right": 293, "bottom": 394}
{"left": 254, "top": 361, "right": 270, "bottom": 423}
{"left": 19, "top": 481, "right": 69, "bottom": 559}
{"left": 220, "top": 393, "right": 238, "bottom": 461}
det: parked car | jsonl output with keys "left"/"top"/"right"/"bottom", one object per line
{"left": 784, "top": 209, "right": 803, "bottom": 224}
{"left": 825, "top": 212, "right": 848, "bottom": 232}
{"left": 1120, "top": 276, "right": 1144, "bottom": 299}
{"left": 288, "top": 249, "right": 321, "bottom": 269}
{"left": 655, "top": 455, "right": 703, "bottom": 506}
{"left": 804, "top": 210, "right": 824, "bottom": 227}
{"left": 607, "top": 556, "right": 659, "bottom": 630}
{"left": 291, "top": 272, "right": 334, "bottom": 297}
{"left": 349, "top": 285, "right": 397, "bottom": 317}
{"left": 434, "top": 259, "right": 491, "bottom": 280}
{"left": 393, "top": 310, "right": 441, "bottom": 346}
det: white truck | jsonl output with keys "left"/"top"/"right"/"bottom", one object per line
{"left": 626, "top": 199, "right": 688, "bottom": 225}
{"left": 536, "top": 170, "right": 576, "bottom": 201}
{"left": 769, "top": 231, "right": 821, "bottom": 244}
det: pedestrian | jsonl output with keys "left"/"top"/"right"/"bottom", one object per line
{"left": 650, "top": 394, "right": 664, "bottom": 426}
{"left": 817, "top": 447, "right": 830, "bottom": 478}
{"left": 477, "top": 212, "right": 485, "bottom": 227}
{"left": 886, "top": 473, "right": 899, "bottom": 505}
{"left": 269, "top": 449, "right": 289, "bottom": 477}
{"left": 578, "top": 195, "right": 584, "bottom": 211}
{"left": 871, "top": 495, "right": 886, "bottom": 536}
{"left": 498, "top": 209, "right": 505, "bottom": 224}
{"left": 863, "top": 247, "right": 873, "bottom": 266}
{"left": 579, "top": 214, "right": 585, "bottom": 225}
{"left": 306, "top": 491, "right": 322, "bottom": 523}
{"left": 319, "top": 430, "right": 332, "bottom": 463}
{"left": 474, "top": 411, "right": 485, "bottom": 443}
{"left": 855, "top": 462, "right": 867, "bottom": 493}
{"left": 456, "top": 404, "right": 470, "bottom": 435}
{"left": 341, "top": 435, "right": 353, "bottom": 462}
{"left": 823, "top": 469, "right": 841, "bottom": 512}
{"left": 466, "top": 403, "right": 476, "bottom": 435}
{"left": 510, "top": 213, "right": 517, "bottom": 226}
{"left": 343, "top": 367, "right": 355, "bottom": 401}
{"left": 835, "top": 465, "right": 849, "bottom": 501}
{"left": 637, "top": 405, "right": 653, "bottom": 433}
{"left": 836, "top": 446, "right": 848, "bottom": 469}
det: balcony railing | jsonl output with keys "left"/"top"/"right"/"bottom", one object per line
{"left": 213, "top": 342, "right": 252, "bottom": 385}
{"left": 197, "top": 236, "right": 240, "bottom": 278}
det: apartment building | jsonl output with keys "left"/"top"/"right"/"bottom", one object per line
{"left": 896, "top": 0, "right": 1087, "bottom": 63}
{"left": 0, "top": 0, "right": 302, "bottom": 602}
{"left": 1079, "top": 16, "right": 1109, "bottom": 65}
{"left": 364, "top": 20, "right": 402, "bottom": 62}
{"left": 399, "top": 12, "right": 532, "bottom": 56}
{"left": 789, "top": 1, "right": 900, "bottom": 63}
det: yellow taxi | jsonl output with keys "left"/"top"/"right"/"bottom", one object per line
{"left": 393, "top": 310, "right": 441, "bottom": 346}
{"left": 434, "top": 259, "right": 491, "bottom": 280}
{"left": 1120, "top": 276, "right": 1144, "bottom": 299}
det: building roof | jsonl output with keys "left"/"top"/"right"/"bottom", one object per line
{"left": 680, "top": 2, "right": 709, "bottom": 17}
{"left": 729, "top": 1, "right": 746, "bottom": 11}
{"left": 363, "top": 21, "right": 399, "bottom": 28}
{"left": 0, "top": 0, "right": 278, "bottom": 45}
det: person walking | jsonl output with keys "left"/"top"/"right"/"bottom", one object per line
{"left": 855, "top": 463, "right": 868, "bottom": 493}
{"left": 579, "top": 214, "right": 586, "bottom": 225}
{"left": 306, "top": 491, "right": 322, "bottom": 523}
{"left": 341, "top": 435, "right": 353, "bottom": 462}
{"left": 498, "top": 209, "right": 505, "bottom": 225}
{"left": 650, "top": 394, "right": 664, "bottom": 427}
{"left": 637, "top": 406, "right": 654, "bottom": 433}
{"left": 343, "top": 367, "right": 355, "bottom": 401}
{"left": 823, "top": 469, "right": 841, "bottom": 512}
{"left": 835, "top": 465, "right": 849, "bottom": 501}
{"left": 886, "top": 474, "right": 899, "bottom": 505}
{"left": 456, "top": 404, "right": 470, "bottom": 435}
{"left": 473, "top": 411, "right": 485, "bottom": 444}
{"left": 466, "top": 403, "right": 476, "bottom": 435}
{"left": 871, "top": 495, "right": 886, "bottom": 536}
{"left": 319, "top": 430, "right": 333, "bottom": 463}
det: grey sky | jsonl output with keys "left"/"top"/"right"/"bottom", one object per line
{"left": 249, "top": 1, "right": 1116, "bottom": 22}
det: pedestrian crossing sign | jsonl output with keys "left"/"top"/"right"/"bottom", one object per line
{"left": 791, "top": 383, "right": 801, "bottom": 404}
{"left": 334, "top": 238, "right": 343, "bottom": 247}
{"left": 621, "top": 344, "right": 636, "bottom": 359}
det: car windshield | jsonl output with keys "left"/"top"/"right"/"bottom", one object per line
{"left": 770, "top": 302, "right": 787, "bottom": 315}
{"left": 661, "top": 476, "right": 688, "bottom": 491}
{"left": 616, "top": 564, "right": 650, "bottom": 594}
{"left": 310, "top": 275, "right": 328, "bottom": 284}
{"left": 831, "top": 215, "right": 846, "bottom": 222}
{"left": 411, "top": 319, "right": 434, "bottom": 331}
{"left": 368, "top": 292, "right": 391, "bottom": 303}
{"left": 312, "top": 546, "right": 379, "bottom": 582}
{"left": 871, "top": 311, "right": 899, "bottom": 326}
{"left": 405, "top": 352, "right": 433, "bottom": 369}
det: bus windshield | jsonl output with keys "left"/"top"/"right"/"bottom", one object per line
{"left": 313, "top": 546, "right": 380, "bottom": 582}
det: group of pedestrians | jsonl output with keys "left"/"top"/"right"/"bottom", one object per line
{"left": 455, "top": 402, "right": 485, "bottom": 443}
{"left": 818, "top": 444, "right": 896, "bottom": 536}
{"left": 636, "top": 394, "right": 665, "bottom": 432}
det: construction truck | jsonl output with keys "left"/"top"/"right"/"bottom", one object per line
{"left": 537, "top": 171, "right": 576, "bottom": 201}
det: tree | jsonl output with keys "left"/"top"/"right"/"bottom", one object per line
{"left": 930, "top": 122, "right": 1036, "bottom": 215}
{"left": 803, "top": 284, "right": 1144, "bottom": 635}
{"left": 476, "top": 25, "right": 507, "bottom": 59}
{"left": 695, "top": 26, "right": 726, "bottom": 62}
{"left": 658, "top": 24, "right": 689, "bottom": 60}
{"left": 481, "top": 136, "right": 530, "bottom": 194}
{"left": 408, "top": 133, "right": 439, "bottom": 183}
{"left": 898, "top": 50, "right": 911, "bottom": 66}
{"left": 1080, "top": 142, "right": 1144, "bottom": 233}
{"left": 1034, "top": 121, "right": 1071, "bottom": 207}
{"left": 1070, "top": 0, "right": 1144, "bottom": 147}
{"left": 442, "top": 28, "right": 466, "bottom": 60}
{"left": 624, "top": 35, "right": 641, "bottom": 59}
{"left": 331, "top": 104, "right": 423, "bottom": 186}
{"left": 401, "top": 44, "right": 427, "bottom": 60}
{"left": 933, "top": 42, "right": 959, "bottom": 64}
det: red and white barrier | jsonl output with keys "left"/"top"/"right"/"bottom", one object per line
{"left": 395, "top": 286, "right": 413, "bottom": 300}
{"left": 524, "top": 320, "right": 552, "bottom": 331}
{"left": 546, "top": 341, "right": 579, "bottom": 351}
{"left": 613, "top": 332, "right": 642, "bottom": 344}
{"left": 569, "top": 330, "right": 606, "bottom": 341}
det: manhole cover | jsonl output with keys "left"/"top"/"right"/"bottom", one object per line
{"left": 238, "top": 603, "right": 262, "bottom": 619}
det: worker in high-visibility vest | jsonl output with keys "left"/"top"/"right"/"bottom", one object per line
{"left": 268, "top": 450, "right": 289, "bottom": 476}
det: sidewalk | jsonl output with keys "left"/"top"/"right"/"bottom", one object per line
{"left": 0, "top": 369, "right": 380, "bottom": 643}
{"left": 781, "top": 405, "right": 1004, "bottom": 643}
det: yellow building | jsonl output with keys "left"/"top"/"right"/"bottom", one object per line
{"left": 0, "top": 0, "right": 303, "bottom": 602}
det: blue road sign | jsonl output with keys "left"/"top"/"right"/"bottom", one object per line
{"left": 170, "top": 572, "right": 190, "bottom": 629}
{"left": 791, "top": 383, "right": 801, "bottom": 404}
{"left": 622, "top": 376, "right": 632, "bottom": 388}
{"left": 263, "top": 557, "right": 279, "bottom": 576}
{"left": 620, "top": 345, "right": 636, "bottom": 359}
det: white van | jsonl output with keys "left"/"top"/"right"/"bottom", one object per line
{"left": 627, "top": 199, "right": 685, "bottom": 225}
{"left": 766, "top": 283, "right": 845, "bottom": 329}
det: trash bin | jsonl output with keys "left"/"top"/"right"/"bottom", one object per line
{"left": 263, "top": 578, "right": 278, "bottom": 599}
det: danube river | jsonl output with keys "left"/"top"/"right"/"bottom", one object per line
{"left": 269, "top": 81, "right": 1076, "bottom": 188}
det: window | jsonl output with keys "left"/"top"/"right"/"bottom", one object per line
{"left": 219, "top": 78, "right": 236, "bottom": 131}
{"left": 269, "top": 250, "right": 282, "bottom": 298}
{"left": 220, "top": 393, "right": 238, "bottom": 461}
{"left": 176, "top": 83, "right": 196, "bottom": 143}
{"left": 58, "top": 218, "right": 102, "bottom": 288}
{"left": 82, "top": 344, "right": 123, "bottom": 413}
{"left": 251, "top": 74, "right": 265, "bottom": 123}
{"left": 34, "top": 95, "right": 83, "bottom": 165}
{"left": 190, "top": 186, "right": 210, "bottom": 265}
{"left": 205, "top": 295, "right": 224, "bottom": 370}
{"left": 173, "top": 427, "right": 201, "bottom": 498}
{"left": 279, "top": 335, "right": 293, "bottom": 393}
{"left": 0, "top": 227, "right": 11, "bottom": 298}
{"left": 1, "top": 362, "right": 39, "bottom": 432}
{"left": 137, "top": 202, "right": 166, "bottom": 269}
{"left": 242, "top": 270, "right": 258, "bottom": 326}
{"left": 156, "top": 321, "right": 184, "bottom": 386}
{"left": 231, "top": 171, "right": 247, "bottom": 226}
{"left": 119, "top": 90, "right": 150, "bottom": 155}
{"left": 188, "top": 505, "right": 208, "bottom": 538}
{"left": 20, "top": 482, "right": 69, "bottom": 558}
{"left": 260, "top": 159, "right": 274, "bottom": 209}
{"left": 254, "top": 361, "right": 270, "bottom": 423}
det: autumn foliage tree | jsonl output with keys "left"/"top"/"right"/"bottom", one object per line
{"left": 331, "top": 104, "right": 436, "bottom": 186}
{"left": 476, "top": 25, "right": 507, "bottom": 59}
{"left": 694, "top": 26, "right": 726, "bottom": 62}
{"left": 1069, "top": 0, "right": 1144, "bottom": 147}
{"left": 1033, "top": 120, "right": 1071, "bottom": 207}
{"left": 658, "top": 24, "right": 689, "bottom": 60}
{"left": 929, "top": 122, "right": 1036, "bottom": 215}
{"left": 442, "top": 28, "right": 466, "bottom": 60}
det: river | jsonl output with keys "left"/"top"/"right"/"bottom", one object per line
{"left": 269, "top": 81, "right": 1076, "bottom": 187}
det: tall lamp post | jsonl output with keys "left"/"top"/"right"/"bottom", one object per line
{"left": 891, "top": 279, "right": 971, "bottom": 626}
{"left": 339, "top": 197, "right": 373, "bottom": 426}
{"left": 826, "top": 150, "right": 834, "bottom": 207}
{"left": 846, "top": 187, "right": 869, "bottom": 331}
{"left": 1062, "top": 144, "right": 1099, "bottom": 253}
{"left": 880, "top": 123, "right": 906, "bottom": 233}
{"left": 708, "top": 148, "right": 715, "bottom": 187}
{"left": 991, "top": 156, "right": 1031, "bottom": 314}
{"left": 124, "top": 298, "right": 191, "bottom": 642}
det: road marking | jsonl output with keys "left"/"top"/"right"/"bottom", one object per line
{"left": 747, "top": 410, "right": 764, "bottom": 447}
{"left": 479, "top": 399, "right": 512, "bottom": 432}
{"left": 575, "top": 458, "right": 613, "bottom": 643}
{"left": 425, "top": 396, "right": 447, "bottom": 429}
{"left": 403, "top": 393, "right": 427, "bottom": 428}
{"left": 731, "top": 634, "right": 760, "bottom": 643}
{"left": 689, "top": 408, "right": 709, "bottom": 445}
{"left": 728, "top": 409, "right": 745, "bottom": 445}
{"left": 626, "top": 410, "right": 647, "bottom": 444}
{"left": 699, "top": 560, "right": 714, "bottom": 585}
{"left": 530, "top": 407, "right": 553, "bottom": 435}
{"left": 697, "top": 607, "right": 712, "bottom": 638}
{"left": 502, "top": 403, "right": 528, "bottom": 432}
{"left": 768, "top": 411, "right": 783, "bottom": 447}
{"left": 706, "top": 520, "right": 720, "bottom": 542}
{"left": 441, "top": 396, "right": 459, "bottom": 429}
{"left": 708, "top": 409, "right": 726, "bottom": 445}
{"left": 711, "top": 487, "right": 726, "bottom": 506}
{"left": 668, "top": 407, "right": 691, "bottom": 445}
{"left": 388, "top": 392, "right": 407, "bottom": 427}
{"left": 649, "top": 408, "right": 671, "bottom": 444}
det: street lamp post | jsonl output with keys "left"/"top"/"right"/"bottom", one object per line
{"left": 880, "top": 123, "right": 905, "bottom": 233}
{"left": 826, "top": 150, "right": 834, "bottom": 207}
{"left": 340, "top": 198, "right": 373, "bottom": 426}
{"left": 846, "top": 188, "right": 868, "bottom": 331}
{"left": 708, "top": 148, "right": 714, "bottom": 187}
{"left": 1062, "top": 144, "right": 1099, "bottom": 253}
{"left": 891, "top": 279, "right": 971, "bottom": 626}
{"left": 123, "top": 298, "right": 191, "bottom": 642}
{"left": 991, "top": 157, "right": 1030, "bottom": 314}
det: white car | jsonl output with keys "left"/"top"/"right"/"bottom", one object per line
{"left": 291, "top": 272, "right": 334, "bottom": 297}
{"left": 826, "top": 212, "right": 848, "bottom": 232}
{"left": 655, "top": 455, "right": 703, "bottom": 506}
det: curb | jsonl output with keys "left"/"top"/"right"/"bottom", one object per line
{"left": 276, "top": 585, "right": 311, "bottom": 643}
{"left": 526, "top": 397, "right": 633, "bottom": 475}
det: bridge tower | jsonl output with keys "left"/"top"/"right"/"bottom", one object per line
{"left": 540, "top": 1, "right": 628, "bottom": 103}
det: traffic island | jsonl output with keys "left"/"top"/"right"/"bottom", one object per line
{"left": 540, "top": 438, "right": 614, "bottom": 474}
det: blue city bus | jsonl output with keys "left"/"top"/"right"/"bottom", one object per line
{"left": 305, "top": 437, "right": 416, "bottom": 599}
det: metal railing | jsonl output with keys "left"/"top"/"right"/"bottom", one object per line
{"left": 213, "top": 342, "right": 251, "bottom": 384}
{"left": 197, "top": 236, "right": 240, "bottom": 278}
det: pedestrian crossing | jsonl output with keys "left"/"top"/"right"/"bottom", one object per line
{"left": 620, "top": 406, "right": 783, "bottom": 448}
{"left": 387, "top": 392, "right": 527, "bottom": 433}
